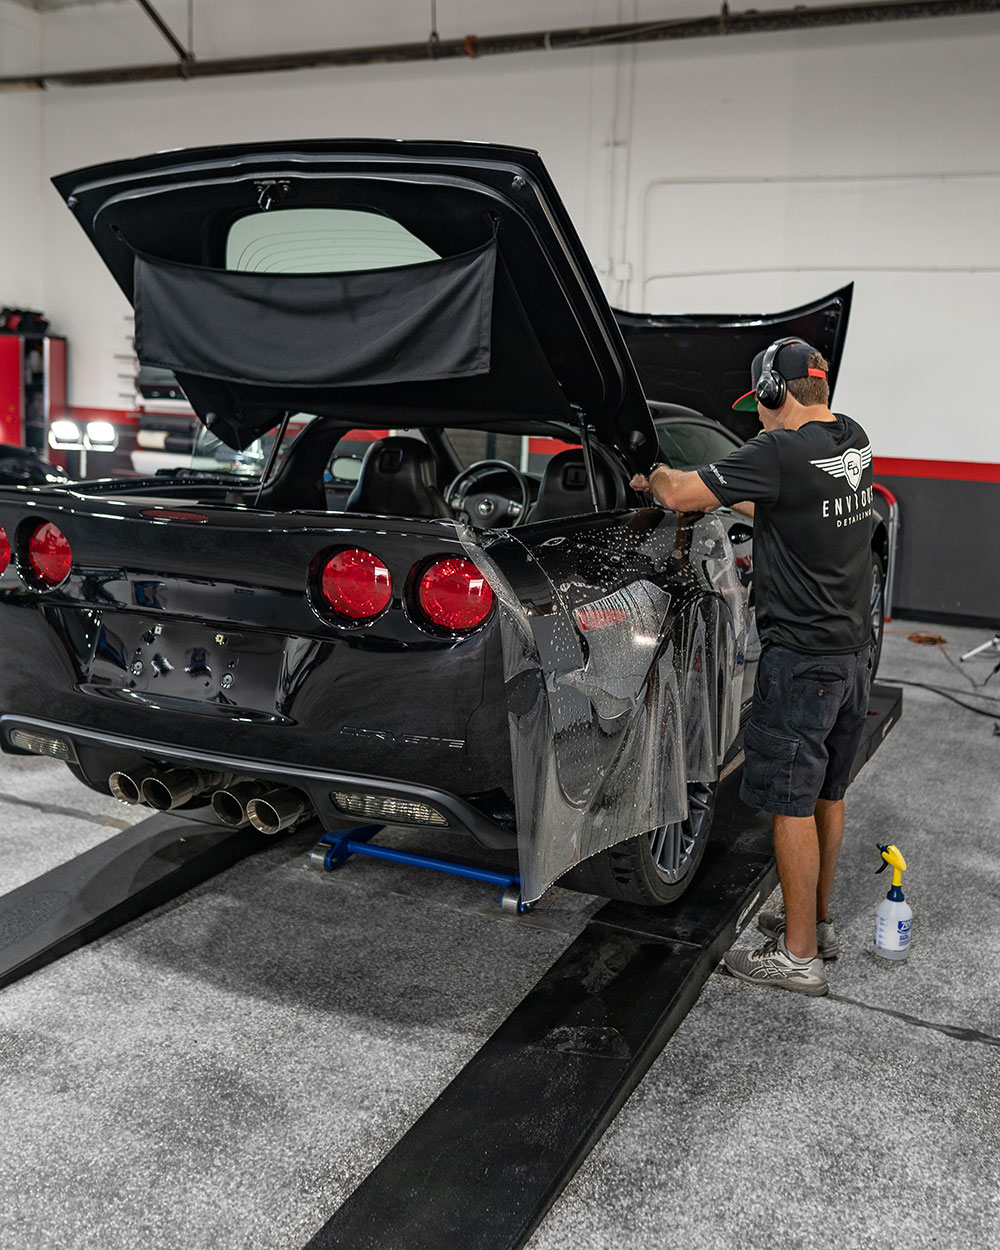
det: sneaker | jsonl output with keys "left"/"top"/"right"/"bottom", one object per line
{"left": 757, "top": 909, "right": 841, "bottom": 960}
{"left": 723, "top": 936, "right": 829, "bottom": 996}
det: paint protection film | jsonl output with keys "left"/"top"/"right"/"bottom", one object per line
{"left": 466, "top": 508, "right": 749, "bottom": 902}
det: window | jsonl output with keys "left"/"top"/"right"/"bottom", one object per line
{"left": 656, "top": 421, "right": 740, "bottom": 471}
{"left": 226, "top": 208, "right": 439, "bottom": 274}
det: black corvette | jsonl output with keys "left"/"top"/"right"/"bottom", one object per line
{"left": 0, "top": 140, "right": 877, "bottom": 906}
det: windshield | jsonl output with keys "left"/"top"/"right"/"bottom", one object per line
{"left": 188, "top": 415, "right": 317, "bottom": 478}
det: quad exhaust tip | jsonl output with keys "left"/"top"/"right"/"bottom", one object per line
{"left": 211, "top": 780, "right": 271, "bottom": 828}
{"left": 108, "top": 771, "right": 145, "bottom": 805}
{"left": 140, "top": 768, "right": 225, "bottom": 812}
{"left": 246, "top": 789, "right": 306, "bottom": 835}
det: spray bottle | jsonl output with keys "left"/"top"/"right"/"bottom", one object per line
{"left": 874, "top": 843, "right": 912, "bottom": 961}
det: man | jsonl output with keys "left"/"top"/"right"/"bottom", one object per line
{"left": 631, "top": 338, "right": 874, "bottom": 996}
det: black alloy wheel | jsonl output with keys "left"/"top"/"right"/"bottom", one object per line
{"left": 562, "top": 778, "right": 718, "bottom": 906}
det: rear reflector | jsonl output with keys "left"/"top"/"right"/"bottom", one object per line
{"left": 320, "top": 548, "right": 392, "bottom": 620}
{"left": 27, "top": 521, "right": 72, "bottom": 586}
{"left": 9, "top": 729, "right": 70, "bottom": 759}
{"left": 417, "top": 557, "right": 493, "bottom": 631}
{"left": 0, "top": 525, "right": 9, "bottom": 575}
{"left": 332, "top": 792, "right": 448, "bottom": 827}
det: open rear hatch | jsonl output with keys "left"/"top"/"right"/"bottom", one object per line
{"left": 54, "top": 139, "right": 657, "bottom": 466}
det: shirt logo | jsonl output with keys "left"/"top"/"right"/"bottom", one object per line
{"left": 810, "top": 443, "right": 872, "bottom": 491}
{"left": 708, "top": 463, "right": 728, "bottom": 486}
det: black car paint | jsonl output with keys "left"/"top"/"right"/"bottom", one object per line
{"left": 615, "top": 284, "right": 853, "bottom": 442}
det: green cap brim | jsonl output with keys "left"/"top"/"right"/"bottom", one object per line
{"left": 732, "top": 390, "right": 758, "bottom": 412}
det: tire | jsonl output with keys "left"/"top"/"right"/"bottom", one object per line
{"left": 871, "top": 551, "right": 886, "bottom": 677}
{"left": 563, "top": 779, "right": 718, "bottom": 906}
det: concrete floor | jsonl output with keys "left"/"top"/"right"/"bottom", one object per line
{"left": 0, "top": 621, "right": 998, "bottom": 1249}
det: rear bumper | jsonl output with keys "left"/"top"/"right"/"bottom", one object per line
{"left": 0, "top": 715, "right": 517, "bottom": 850}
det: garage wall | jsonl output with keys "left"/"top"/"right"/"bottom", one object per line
{"left": 26, "top": 4, "right": 1000, "bottom": 621}
{"left": 0, "top": 1, "right": 43, "bottom": 308}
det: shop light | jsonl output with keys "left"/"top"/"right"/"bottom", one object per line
{"left": 84, "top": 421, "right": 118, "bottom": 450}
{"left": 48, "top": 419, "right": 84, "bottom": 450}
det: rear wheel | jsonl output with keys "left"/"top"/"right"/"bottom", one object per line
{"left": 871, "top": 551, "right": 886, "bottom": 677}
{"left": 563, "top": 779, "right": 718, "bottom": 905}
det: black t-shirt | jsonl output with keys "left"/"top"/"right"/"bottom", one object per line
{"left": 697, "top": 413, "right": 874, "bottom": 654}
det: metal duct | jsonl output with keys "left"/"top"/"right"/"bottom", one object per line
{"left": 1, "top": 1, "right": 997, "bottom": 90}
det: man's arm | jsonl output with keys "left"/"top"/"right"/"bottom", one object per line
{"left": 630, "top": 465, "right": 721, "bottom": 512}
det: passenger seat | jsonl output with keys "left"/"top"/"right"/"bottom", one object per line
{"left": 344, "top": 436, "right": 452, "bottom": 519}
{"left": 527, "top": 449, "right": 622, "bottom": 523}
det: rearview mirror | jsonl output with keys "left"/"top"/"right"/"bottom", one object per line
{"left": 330, "top": 456, "right": 362, "bottom": 484}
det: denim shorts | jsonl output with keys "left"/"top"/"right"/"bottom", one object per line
{"left": 740, "top": 641, "right": 875, "bottom": 817}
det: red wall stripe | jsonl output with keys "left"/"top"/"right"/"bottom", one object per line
{"left": 873, "top": 457, "right": 1000, "bottom": 484}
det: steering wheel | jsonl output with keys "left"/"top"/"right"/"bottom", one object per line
{"left": 445, "top": 459, "right": 532, "bottom": 529}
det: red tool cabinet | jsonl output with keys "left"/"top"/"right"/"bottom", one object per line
{"left": 0, "top": 334, "right": 67, "bottom": 450}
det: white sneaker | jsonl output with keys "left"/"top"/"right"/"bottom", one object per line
{"left": 757, "top": 909, "right": 841, "bottom": 960}
{"left": 724, "top": 936, "right": 829, "bottom": 996}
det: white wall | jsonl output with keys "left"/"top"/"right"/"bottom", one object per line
{"left": 0, "top": 1, "right": 43, "bottom": 309}
{"left": 29, "top": 6, "right": 1000, "bottom": 466}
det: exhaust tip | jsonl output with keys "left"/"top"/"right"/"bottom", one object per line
{"left": 211, "top": 780, "right": 270, "bottom": 828}
{"left": 109, "top": 771, "right": 143, "bottom": 805}
{"left": 212, "top": 789, "right": 248, "bottom": 827}
{"left": 140, "top": 768, "right": 224, "bottom": 812}
{"left": 246, "top": 789, "right": 306, "bottom": 836}
{"left": 140, "top": 775, "right": 176, "bottom": 811}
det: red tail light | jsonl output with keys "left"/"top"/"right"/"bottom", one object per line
{"left": 417, "top": 558, "right": 494, "bottom": 631}
{"left": 0, "top": 525, "right": 9, "bottom": 575}
{"left": 27, "top": 522, "right": 72, "bottom": 586}
{"left": 320, "top": 548, "right": 392, "bottom": 620}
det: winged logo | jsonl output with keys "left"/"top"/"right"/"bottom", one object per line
{"left": 810, "top": 443, "right": 872, "bottom": 491}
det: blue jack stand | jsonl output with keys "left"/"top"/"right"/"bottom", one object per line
{"left": 307, "top": 826, "right": 534, "bottom": 913}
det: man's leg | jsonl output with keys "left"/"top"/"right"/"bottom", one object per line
{"left": 773, "top": 814, "right": 820, "bottom": 959}
{"left": 814, "top": 797, "right": 844, "bottom": 922}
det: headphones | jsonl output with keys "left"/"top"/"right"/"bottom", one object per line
{"left": 755, "top": 337, "right": 806, "bottom": 410}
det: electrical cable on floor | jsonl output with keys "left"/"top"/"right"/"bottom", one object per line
{"left": 879, "top": 676, "right": 1000, "bottom": 719}
{"left": 886, "top": 628, "right": 1000, "bottom": 691}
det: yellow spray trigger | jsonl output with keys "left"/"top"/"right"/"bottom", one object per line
{"left": 878, "top": 844, "right": 907, "bottom": 889}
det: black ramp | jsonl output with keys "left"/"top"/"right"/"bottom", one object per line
{"left": 306, "top": 780, "right": 776, "bottom": 1250}
{"left": 306, "top": 683, "right": 901, "bottom": 1250}
{"left": 0, "top": 810, "right": 280, "bottom": 991}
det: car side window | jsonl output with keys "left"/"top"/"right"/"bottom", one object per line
{"left": 657, "top": 422, "right": 741, "bottom": 471}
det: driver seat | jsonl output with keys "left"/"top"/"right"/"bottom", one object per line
{"left": 344, "top": 436, "right": 452, "bottom": 519}
{"left": 527, "top": 449, "right": 621, "bottom": 523}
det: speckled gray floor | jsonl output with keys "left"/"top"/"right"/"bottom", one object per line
{"left": 1, "top": 622, "right": 998, "bottom": 1250}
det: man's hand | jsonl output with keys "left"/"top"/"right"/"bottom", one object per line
{"left": 633, "top": 464, "right": 722, "bottom": 513}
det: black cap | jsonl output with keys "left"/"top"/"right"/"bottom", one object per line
{"left": 732, "top": 340, "right": 826, "bottom": 411}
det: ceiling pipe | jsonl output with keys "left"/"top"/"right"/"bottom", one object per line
{"left": 133, "top": 0, "right": 195, "bottom": 69}
{"left": 1, "top": 0, "right": 997, "bottom": 90}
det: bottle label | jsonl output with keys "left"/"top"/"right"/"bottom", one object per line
{"left": 875, "top": 915, "right": 911, "bottom": 950}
